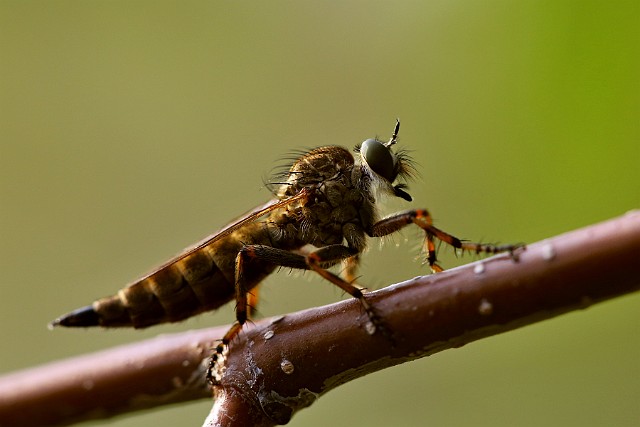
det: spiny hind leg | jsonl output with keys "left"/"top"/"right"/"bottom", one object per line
{"left": 370, "top": 209, "right": 524, "bottom": 273}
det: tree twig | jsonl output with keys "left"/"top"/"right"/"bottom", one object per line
{"left": 1, "top": 211, "right": 639, "bottom": 426}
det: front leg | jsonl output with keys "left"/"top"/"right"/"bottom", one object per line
{"left": 369, "top": 209, "right": 523, "bottom": 273}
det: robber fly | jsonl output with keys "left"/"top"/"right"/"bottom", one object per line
{"left": 51, "top": 120, "right": 521, "bottom": 382}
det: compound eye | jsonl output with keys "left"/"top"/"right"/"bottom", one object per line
{"left": 360, "top": 138, "right": 396, "bottom": 181}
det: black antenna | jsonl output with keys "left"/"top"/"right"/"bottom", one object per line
{"left": 385, "top": 118, "right": 400, "bottom": 147}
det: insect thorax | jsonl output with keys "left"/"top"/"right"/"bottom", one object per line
{"left": 270, "top": 146, "right": 376, "bottom": 251}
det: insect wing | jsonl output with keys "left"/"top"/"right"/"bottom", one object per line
{"left": 129, "top": 188, "right": 310, "bottom": 284}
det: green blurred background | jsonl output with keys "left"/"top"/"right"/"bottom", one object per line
{"left": 1, "top": 1, "right": 638, "bottom": 426}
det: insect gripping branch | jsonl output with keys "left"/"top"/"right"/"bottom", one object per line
{"left": 205, "top": 211, "right": 640, "bottom": 426}
{"left": 0, "top": 212, "right": 639, "bottom": 426}
{"left": 49, "top": 120, "right": 521, "bottom": 381}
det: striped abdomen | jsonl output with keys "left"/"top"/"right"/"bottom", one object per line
{"left": 52, "top": 221, "right": 276, "bottom": 328}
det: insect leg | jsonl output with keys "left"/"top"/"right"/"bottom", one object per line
{"left": 305, "top": 245, "right": 388, "bottom": 338}
{"left": 208, "top": 244, "right": 374, "bottom": 384}
{"left": 240, "top": 244, "right": 368, "bottom": 306}
{"left": 369, "top": 209, "right": 523, "bottom": 273}
{"left": 305, "top": 245, "right": 363, "bottom": 296}
{"left": 342, "top": 254, "right": 361, "bottom": 283}
{"left": 222, "top": 244, "right": 356, "bottom": 342}
{"left": 208, "top": 244, "right": 352, "bottom": 383}
{"left": 246, "top": 285, "right": 260, "bottom": 318}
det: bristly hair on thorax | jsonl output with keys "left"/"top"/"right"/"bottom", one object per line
{"left": 264, "top": 147, "right": 316, "bottom": 196}
{"left": 264, "top": 140, "right": 418, "bottom": 201}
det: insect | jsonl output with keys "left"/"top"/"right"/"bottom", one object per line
{"left": 51, "top": 120, "right": 521, "bottom": 382}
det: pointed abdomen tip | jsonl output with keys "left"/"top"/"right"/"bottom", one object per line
{"left": 50, "top": 305, "right": 100, "bottom": 328}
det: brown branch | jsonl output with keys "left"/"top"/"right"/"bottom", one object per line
{"left": 1, "top": 211, "right": 639, "bottom": 426}
{"left": 0, "top": 327, "right": 221, "bottom": 426}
